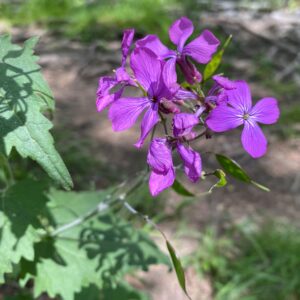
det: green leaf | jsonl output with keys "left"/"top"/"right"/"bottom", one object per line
{"left": 0, "top": 35, "right": 72, "bottom": 189}
{"left": 172, "top": 179, "right": 194, "bottom": 197}
{"left": 166, "top": 240, "right": 191, "bottom": 300}
{"left": 20, "top": 189, "right": 169, "bottom": 300}
{"left": 203, "top": 35, "right": 232, "bottom": 81}
{"left": 75, "top": 283, "right": 149, "bottom": 300}
{"left": 0, "top": 179, "right": 49, "bottom": 283}
{"left": 216, "top": 154, "right": 270, "bottom": 192}
{"left": 208, "top": 169, "right": 227, "bottom": 193}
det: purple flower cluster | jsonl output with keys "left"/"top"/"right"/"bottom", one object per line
{"left": 96, "top": 17, "right": 280, "bottom": 196}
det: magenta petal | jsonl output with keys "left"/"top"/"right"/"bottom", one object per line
{"left": 109, "top": 97, "right": 150, "bottom": 131}
{"left": 135, "top": 104, "right": 159, "bottom": 148}
{"left": 130, "top": 47, "right": 162, "bottom": 95}
{"left": 177, "top": 57, "right": 202, "bottom": 84}
{"left": 206, "top": 105, "right": 243, "bottom": 132}
{"left": 169, "top": 17, "right": 194, "bottom": 52}
{"left": 173, "top": 113, "right": 199, "bottom": 137}
{"left": 136, "top": 34, "right": 173, "bottom": 59}
{"left": 115, "top": 67, "right": 131, "bottom": 82}
{"left": 175, "top": 88, "right": 198, "bottom": 101}
{"left": 147, "top": 138, "right": 172, "bottom": 173}
{"left": 177, "top": 143, "right": 202, "bottom": 182}
{"left": 149, "top": 167, "right": 175, "bottom": 196}
{"left": 96, "top": 76, "right": 120, "bottom": 112}
{"left": 227, "top": 80, "right": 252, "bottom": 113}
{"left": 241, "top": 121, "right": 267, "bottom": 158}
{"left": 250, "top": 97, "right": 280, "bottom": 125}
{"left": 183, "top": 29, "right": 220, "bottom": 64}
{"left": 121, "top": 29, "right": 135, "bottom": 66}
{"left": 213, "top": 75, "right": 236, "bottom": 90}
{"left": 162, "top": 57, "right": 177, "bottom": 90}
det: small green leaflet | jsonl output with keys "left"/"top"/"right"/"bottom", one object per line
{"left": 208, "top": 169, "right": 227, "bottom": 193}
{"left": 172, "top": 179, "right": 194, "bottom": 197}
{"left": 0, "top": 35, "right": 72, "bottom": 189}
{"left": 203, "top": 35, "right": 232, "bottom": 81}
{"left": 216, "top": 154, "right": 270, "bottom": 192}
{"left": 166, "top": 240, "right": 192, "bottom": 300}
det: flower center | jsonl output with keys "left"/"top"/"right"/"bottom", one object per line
{"left": 243, "top": 113, "right": 250, "bottom": 120}
{"left": 152, "top": 96, "right": 158, "bottom": 103}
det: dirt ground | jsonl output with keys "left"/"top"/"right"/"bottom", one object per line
{"left": 2, "top": 8, "right": 300, "bottom": 298}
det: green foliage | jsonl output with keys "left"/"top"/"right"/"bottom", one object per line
{"left": 216, "top": 154, "right": 270, "bottom": 192}
{"left": 0, "top": 0, "right": 179, "bottom": 42}
{"left": 166, "top": 240, "right": 191, "bottom": 300}
{"left": 172, "top": 179, "right": 194, "bottom": 197}
{"left": 203, "top": 35, "right": 232, "bottom": 81}
{"left": 0, "top": 35, "right": 72, "bottom": 189}
{"left": 0, "top": 179, "right": 48, "bottom": 283}
{"left": 190, "top": 222, "right": 300, "bottom": 300}
{"left": 208, "top": 169, "right": 227, "bottom": 193}
{"left": 17, "top": 189, "right": 168, "bottom": 300}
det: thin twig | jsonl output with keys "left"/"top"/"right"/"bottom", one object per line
{"left": 50, "top": 173, "right": 146, "bottom": 237}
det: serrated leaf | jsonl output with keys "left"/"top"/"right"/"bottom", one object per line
{"left": 75, "top": 283, "right": 149, "bottom": 300}
{"left": 203, "top": 35, "right": 232, "bottom": 81}
{"left": 216, "top": 154, "right": 270, "bottom": 192}
{"left": 0, "top": 179, "right": 49, "bottom": 283}
{"left": 0, "top": 35, "right": 72, "bottom": 189}
{"left": 172, "top": 179, "right": 194, "bottom": 197}
{"left": 166, "top": 240, "right": 191, "bottom": 300}
{"left": 20, "top": 189, "right": 169, "bottom": 300}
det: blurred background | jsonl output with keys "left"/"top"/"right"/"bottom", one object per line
{"left": 0, "top": 0, "right": 300, "bottom": 299}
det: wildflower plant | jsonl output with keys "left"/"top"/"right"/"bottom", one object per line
{"left": 0, "top": 16, "right": 280, "bottom": 300}
{"left": 97, "top": 16, "right": 280, "bottom": 197}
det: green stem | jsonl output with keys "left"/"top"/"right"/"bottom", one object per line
{"left": 50, "top": 172, "right": 147, "bottom": 237}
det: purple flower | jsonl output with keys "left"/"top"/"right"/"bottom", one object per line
{"left": 136, "top": 17, "right": 220, "bottom": 84}
{"left": 206, "top": 81, "right": 280, "bottom": 158}
{"left": 173, "top": 113, "right": 202, "bottom": 182}
{"left": 96, "top": 29, "right": 135, "bottom": 112}
{"left": 109, "top": 47, "right": 179, "bottom": 148}
{"left": 205, "top": 75, "right": 236, "bottom": 106}
{"left": 148, "top": 113, "right": 202, "bottom": 196}
{"left": 147, "top": 138, "right": 175, "bottom": 196}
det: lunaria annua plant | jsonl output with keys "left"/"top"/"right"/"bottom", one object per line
{"left": 96, "top": 16, "right": 280, "bottom": 197}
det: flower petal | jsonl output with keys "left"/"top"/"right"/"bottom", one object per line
{"left": 169, "top": 17, "right": 194, "bottom": 52}
{"left": 241, "top": 121, "right": 267, "bottom": 158}
{"left": 135, "top": 103, "right": 159, "bottom": 148}
{"left": 177, "top": 143, "right": 202, "bottom": 182}
{"left": 227, "top": 80, "right": 252, "bottom": 113}
{"left": 149, "top": 167, "right": 175, "bottom": 196}
{"left": 206, "top": 105, "right": 243, "bottom": 132}
{"left": 183, "top": 29, "right": 220, "bottom": 64}
{"left": 212, "top": 75, "right": 236, "bottom": 90}
{"left": 147, "top": 138, "right": 172, "bottom": 173}
{"left": 250, "top": 97, "right": 280, "bottom": 125}
{"left": 162, "top": 57, "right": 178, "bottom": 91}
{"left": 130, "top": 47, "right": 162, "bottom": 96}
{"left": 136, "top": 34, "right": 174, "bottom": 59}
{"left": 121, "top": 29, "right": 135, "bottom": 66}
{"left": 109, "top": 97, "right": 150, "bottom": 131}
{"left": 174, "top": 88, "right": 198, "bottom": 101}
{"left": 173, "top": 113, "right": 199, "bottom": 137}
{"left": 177, "top": 57, "right": 202, "bottom": 84}
{"left": 96, "top": 76, "right": 121, "bottom": 112}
